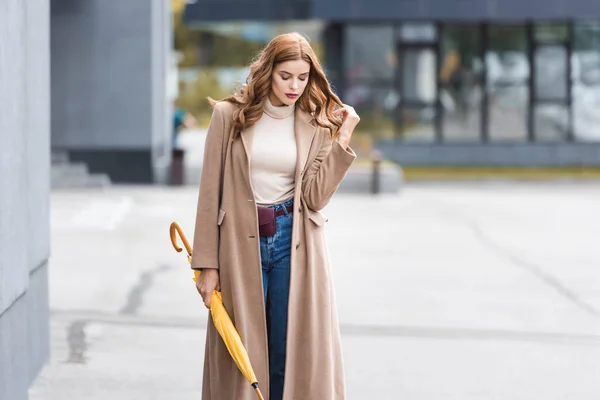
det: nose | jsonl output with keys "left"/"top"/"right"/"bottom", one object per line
{"left": 290, "top": 79, "right": 299, "bottom": 90}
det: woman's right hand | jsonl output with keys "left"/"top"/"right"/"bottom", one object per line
{"left": 195, "top": 269, "right": 220, "bottom": 309}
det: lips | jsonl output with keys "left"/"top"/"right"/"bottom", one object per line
{"left": 285, "top": 93, "right": 298, "bottom": 99}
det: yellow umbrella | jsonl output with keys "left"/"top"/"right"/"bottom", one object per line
{"left": 170, "top": 222, "right": 265, "bottom": 400}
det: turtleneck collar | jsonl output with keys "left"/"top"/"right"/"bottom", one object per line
{"left": 264, "top": 96, "right": 295, "bottom": 119}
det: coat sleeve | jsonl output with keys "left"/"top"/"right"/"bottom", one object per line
{"left": 190, "top": 104, "right": 226, "bottom": 271}
{"left": 301, "top": 133, "right": 357, "bottom": 212}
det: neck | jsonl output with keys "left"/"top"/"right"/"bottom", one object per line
{"left": 264, "top": 96, "right": 295, "bottom": 119}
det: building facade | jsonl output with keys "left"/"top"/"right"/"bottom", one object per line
{"left": 185, "top": 0, "right": 600, "bottom": 167}
{"left": 1, "top": 2, "right": 174, "bottom": 398}
{"left": 51, "top": 0, "right": 174, "bottom": 183}
{"left": 0, "top": 1, "right": 51, "bottom": 399}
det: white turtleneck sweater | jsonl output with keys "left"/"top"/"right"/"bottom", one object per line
{"left": 251, "top": 98, "right": 297, "bottom": 206}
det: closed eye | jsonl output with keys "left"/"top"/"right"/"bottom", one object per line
{"left": 281, "top": 74, "right": 309, "bottom": 81}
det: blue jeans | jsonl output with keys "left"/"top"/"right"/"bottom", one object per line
{"left": 260, "top": 198, "right": 293, "bottom": 400}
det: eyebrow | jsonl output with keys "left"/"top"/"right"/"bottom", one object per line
{"left": 280, "top": 70, "right": 309, "bottom": 76}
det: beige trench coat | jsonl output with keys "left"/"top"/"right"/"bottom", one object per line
{"left": 191, "top": 100, "right": 356, "bottom": 400}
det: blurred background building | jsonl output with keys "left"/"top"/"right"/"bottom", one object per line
{"left": 51, "top": 0, "right": 173, "bottom": 184}
{"left": 181, "top": 0, "right": 600, "bottom": 170}
{"left": 46, "top": 0, "right": 600, "bottom": 185}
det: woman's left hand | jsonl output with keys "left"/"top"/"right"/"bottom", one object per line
{"left": 333, "top": 104, "right": 360, "bottom": 149}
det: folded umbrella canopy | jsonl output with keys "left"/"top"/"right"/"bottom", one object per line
{"left": 169, "top": 221, "right": 265, "bottom": 400}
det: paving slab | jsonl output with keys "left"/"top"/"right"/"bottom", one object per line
{"left": 31, "top": 182, "right": 600, "bottom": 399}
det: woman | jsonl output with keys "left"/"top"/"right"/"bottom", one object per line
{"left": 191, "top": 32, "right": 360, "bottom": 400}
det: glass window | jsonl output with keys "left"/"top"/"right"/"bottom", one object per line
{"left": 401, "top": 48, "right": 436, "bottom": 103}
{"left": 440, "top": 25, "right": 483, "bottom": 141}
{"left": 534, "top": 23, "right": 568, "bottom": 42}
{"left": 572, "top": 22, "right": 600, "bottom": 141}
{"left": 345, "top": 26, "right": 395, "bottom": 81}
{"left": 346, "top": 85, "right": 397, "bottom": 140}
{"left": 535, "top": 46, "right": 568, "bottom": 101}
{"left": 397, "top": 107, "right": 436, "bottom": 142}
{"left": 487, "top": 25, "right": 529, "bottom": 141}
{"left": 399, "top": 23, "right": 437, "bottom": 43}
{"left": 535, "top": 104, "right": 569, "bottom": 141}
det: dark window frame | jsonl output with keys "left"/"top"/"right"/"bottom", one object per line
{"left": 341, "top": 19, "right": 585, "bottom": 143}
{"left": 396, "top": 34, "right": 441, "bottom": 141}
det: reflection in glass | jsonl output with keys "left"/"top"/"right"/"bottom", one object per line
{"left": 440, "top": 25, "right": 482, "bottom": 141}
{"left": 487, "top": 26, "right": 529, "bottom": 141}
{"left": 535, "top": 46, "right": 568, "bottom": 100}
{"left": 345, "top": 26, "right": 395, "bottom": 80}
{"left": 399, "top": 23, "right": 437, "bottom": 43}
{"left": 401, "top": 49, "right": 436, "bottom": 103}
{"left": 535, "top": 105, "right": 569, "bottom": 141}
{"left": 398, "top": 107, "right": 436, "bottom": 142}
{"left": 534, "top": 23, "right": 568, "bottom": 42}
{"left": 346, "top": 85, "right": 397, "bottom": 140}
{"left": 572, "top": 22, "right": 600, "bottom": 141}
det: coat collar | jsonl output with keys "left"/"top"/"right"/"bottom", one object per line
{"left": 239, "top": 106, "right": 317, "bottom": 180}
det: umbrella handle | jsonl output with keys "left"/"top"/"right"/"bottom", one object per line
{"left": 170, "top": 222, "right": 202, "bottom": 283}
{"left": 169, "top": 221, "right": 192, "bottom": 257}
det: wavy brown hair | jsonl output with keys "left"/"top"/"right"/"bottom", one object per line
{"left": 209, "top": 32, "right": 344, "bottom": 139}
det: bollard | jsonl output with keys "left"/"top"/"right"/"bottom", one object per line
{"left": 371, "top": 149, "right": 382, "bottom": 195}
{"left": 170, "top": 148, "right": 186, "bottom": 186}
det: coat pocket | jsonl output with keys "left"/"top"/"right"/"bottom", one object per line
{"left": 306, "top": 208, "right": 328, "bottom": 227}
{"left": 217, "top": 209, "right": 226, "bottom": 226}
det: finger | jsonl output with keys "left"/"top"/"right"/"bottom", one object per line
{"left": 200, "top": 291, "right": 209, "bottom": 308}
{"left": 204, "top": 291, "right": 213, "bottom": 308}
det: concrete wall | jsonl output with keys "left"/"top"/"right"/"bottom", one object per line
{"left": 0, "top": 1, "right": 51, "bottom": 399}
{"left": 50, "top": 0, "right": 171, "bottom": 183}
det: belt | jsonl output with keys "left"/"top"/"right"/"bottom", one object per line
{"left": 273, "top": 203, "right": 294, "bottom": 217}
{"left": 257, "top": 203, "right": 294, "bottom": 218}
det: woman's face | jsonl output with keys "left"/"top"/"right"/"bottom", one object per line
{"left": 270, "top": 59, "right": 311, "bottom": 107}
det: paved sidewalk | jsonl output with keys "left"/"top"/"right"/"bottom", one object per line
{"left": 30, "top": 183, "right": 600, "bottom": 399}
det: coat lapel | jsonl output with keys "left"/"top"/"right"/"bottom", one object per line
{"left": 294, "top": 107, "right": 317, "bottom": 181}
{"left": 240, "top": 124, "right": 255, "bottom": 166}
